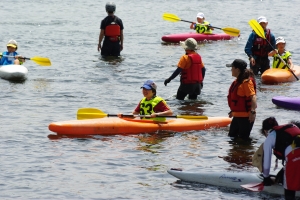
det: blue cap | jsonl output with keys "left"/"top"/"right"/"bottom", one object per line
{"left": 141, "top": 80, "right": 157, "bottom": 90}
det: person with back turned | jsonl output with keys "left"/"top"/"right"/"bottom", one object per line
{"left": 226, "top": 59, "right": 257, "bottom": 140}
{"left": 245, "top": 16, "right": 275, "bottom": 75}
{"left": 97, "top": 2, "right": 124, "bottom": 57}
{"left": 164, "top": 38, "right": 205, "bottom": 100}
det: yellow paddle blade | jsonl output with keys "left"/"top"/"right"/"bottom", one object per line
{"left": 30, "top": 56, "right": 52, "bottom": 66}
{"left": 162, "top": 13, "right": 181, "bottom": 22}
{"left": 221, "top": 27, "right": 240, "bottom": 37}
{"left": 77, "top": 108, "right": 108, "bottom": 120}
{"left": 177, "top": 115, "right": 208, "bottom": 120}
{"left": 248, "top": 19, "right": 266, "bottom": 39}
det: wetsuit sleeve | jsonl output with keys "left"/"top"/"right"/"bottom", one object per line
{"left": 169, "top": 67, "right": 182, "bottom": 80}
{"left": 270, "top": 33, "right": 276, "bottom": 49}
{"left": 153, "top": 100, "right": 171, "bottom": 113}
{"left": 202, "top": 67, "right": 206, "bottom": 79}
{"left": 263, "top": 131, "right": 276, "bottom": 177}
{"left": 245, "top": 32, "right": 255, "bottom": 58}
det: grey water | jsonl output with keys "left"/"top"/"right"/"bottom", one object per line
{"left": 1, "top": 0, "right": 299, "bottom": 199}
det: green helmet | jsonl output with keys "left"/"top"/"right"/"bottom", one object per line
{"left": 105, "top": 2, "right": 116, "bottom": 12}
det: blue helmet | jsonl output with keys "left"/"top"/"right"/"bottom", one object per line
{"left": 105, "top": 2, "right": 116, "bottom": 12}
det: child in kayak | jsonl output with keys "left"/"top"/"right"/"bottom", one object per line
{"left": 190, "top": 12, "right": 214, "bottom": 34}
{"left": 0, "top": 39, "right": 24, "bottom": 65}
{"left": 268, "top": 37, "right": 294, "bottom": 70}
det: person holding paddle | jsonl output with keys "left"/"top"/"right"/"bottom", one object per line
{"left": 164, "top": 38, "right": 205, "bottom": 100}
{"left": 245, "top": 16, "right": 275, "bottom": 75}
{"left": 260, "top": 117, "right": 300, "bottom": 200}
{"left": 117, "top": 80, "right": 173, "bottom": 120}
{"left": 190, "top": 12, "right": 214, "bottom": 34}
{"left": 226, "top": 59, "right": 257, "bottom": 140}
{"left": 0, "top": 40, "right": 24, "bottom": 65}
{"left": 268, "top": 37, "right": 294, "bottom": 70}
{"left": 98, "top": 2, "right": 124, "bottom": 57}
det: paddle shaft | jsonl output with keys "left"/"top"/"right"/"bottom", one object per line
{"left": 179, "top": 20, "right": 225, "bottom": 30}
{"left": 111, "top": 114, "right": 206, "bottom": 119}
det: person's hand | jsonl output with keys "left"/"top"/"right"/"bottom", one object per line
{"left": 164, "top": 78, "right": 171, "bottom": 86}
{"left": 117, "top": 113, "right": 123, "bottom": 118}
{"left": 249, "top": 112, "right": 256, "bottom": 122}
{"left": 97, "top": 43, "right": 101, "bottom": 52}
{"left": 120, "top": 44, "right": 123, "bottom": 51}
{"left": 228, "top": 111, "right": 233, "bottom": 118}
{"left": 263, "top": 176, "right": 273, "bottom": 186}
{"left": 250, "top": 57, "right": 255, "bottom": 66}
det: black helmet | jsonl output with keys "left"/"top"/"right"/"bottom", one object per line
{"left": 105, "top": 2, "right": 116, "bottom": 12}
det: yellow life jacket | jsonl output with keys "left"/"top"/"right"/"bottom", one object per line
{"left": 139, "top": 96, "right": 166, "bottom": 121}
{"left": 195, "top": 21, "right": 213, "bottom": 34}
{"left": 272, "top": 51, "right": 292, "bottom": 69}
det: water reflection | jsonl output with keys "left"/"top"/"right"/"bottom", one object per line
{"left": 136, "top": 131, "right": 175, "bottom": 153}
{"left": 222, "top": 138, "right": 257, "bottom": 171}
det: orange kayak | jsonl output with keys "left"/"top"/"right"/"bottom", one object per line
{"left": 261, "top": 65, "right": 300, "bottom": 84}
{"left": 48, "top": 117, "right": 231, "bottom": 136}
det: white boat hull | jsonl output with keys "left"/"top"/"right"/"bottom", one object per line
{"left": 0, "top": 65, "right": 28, "bottom": 81}
{"left": 167, "top": 169, "right": 300, "bottom": 196}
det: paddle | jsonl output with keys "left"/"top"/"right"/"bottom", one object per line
{"left": 241, "top": 182, "right": 264, "bottom": 192}
{"left": 77, "top": 108, "right": 208, "bottom": 120}
{"left": 248, "top": 19, "right": 299, "bottom": 81}
{"left": 162, "top": 13, "right": 240, "bottom": 37}
{"left": 3, "top": 55, "right": 51, "bottom": 66}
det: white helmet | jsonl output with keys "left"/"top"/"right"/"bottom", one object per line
{"left": 275, "top": 37, "right": 286, "bottom": 45}
{"left": 7, "top": 39, "right": 18, "bottom": 49}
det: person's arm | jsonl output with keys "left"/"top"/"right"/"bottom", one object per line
{"left": 287, "top": 56, "right": 294, "bottom": 69}
{"left": 151, "top": 101, "right": 173, "bottom": 117}
{"left": 245, "top": 33, "right": 255, "bottom": 57}
{"left": 268, "top": 49, "right": 277, "bottom": 57}
{"left": 98, "top": 29, "right": 105, "bottom": 51}
{"left": 270, "top": 33, "right": 276, "bottom": 49}
{"left": 263, "top": 131, "right": 276, "bottom": 177}
{"left": 120, "top": 29, "right": 123, "bottom": 51}
{"left": 164, "top": 67, "right": 182, "bottom": 86}
{"left": 249, "top": 94, "right": 257, "bottom": 123}
{"left": 190, "top": 23, "right": 195, "bottom": 30}
{"left": 202, "top": 67, "right": 206, "bottom": 79}
{"left": 132, "top": 102, "right": 141, "bottom": 115}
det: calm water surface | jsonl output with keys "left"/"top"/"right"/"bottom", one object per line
{"left": 1, "top": 0, "right": 300, "bottom": 199}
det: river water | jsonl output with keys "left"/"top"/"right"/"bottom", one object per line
{"left": 1, "top": 0, "right": 300, "bottom": 199}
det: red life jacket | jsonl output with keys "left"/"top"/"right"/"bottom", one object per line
{"left": 181, "top": 54, "right": 203, "bottom": 84}
{"left": 105, "top": 16, "right": 121, "bottom": 42}
{"left": 251, "top": 29, "right": 272, "bottom": 57}
{"left": 273, "top": 124, "right": 300, "bottom": 160}
{"left": 227, "top": 77, "right": 256, "bottom": 112}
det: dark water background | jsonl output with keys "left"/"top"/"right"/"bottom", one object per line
{"left": 1, "top": 0, "right": 300, "bottom": 199}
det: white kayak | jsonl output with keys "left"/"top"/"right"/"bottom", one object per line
{"left": 167, "top": 169, "right": 300, "bottom": 197}
{"left": 0, "top": 65, "right": 28, "bottom": 81}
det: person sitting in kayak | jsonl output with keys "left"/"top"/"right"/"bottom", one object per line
{"left": 260, "top": 117, "right": 300, "bottom": 200}
{"left": 190, "top": 12, "right": 214, "bottom": 34}
{"left": 119, "top": 80, "right": 173, "bottom": 120}
{"left": 164, "top": 38, "right": 206, "bottom": 100}
{"left": 0, "top": 39, "right": 24, "bottom": 65}
{"left": 268, "top": 37, "right": 294, "bottom": 71}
